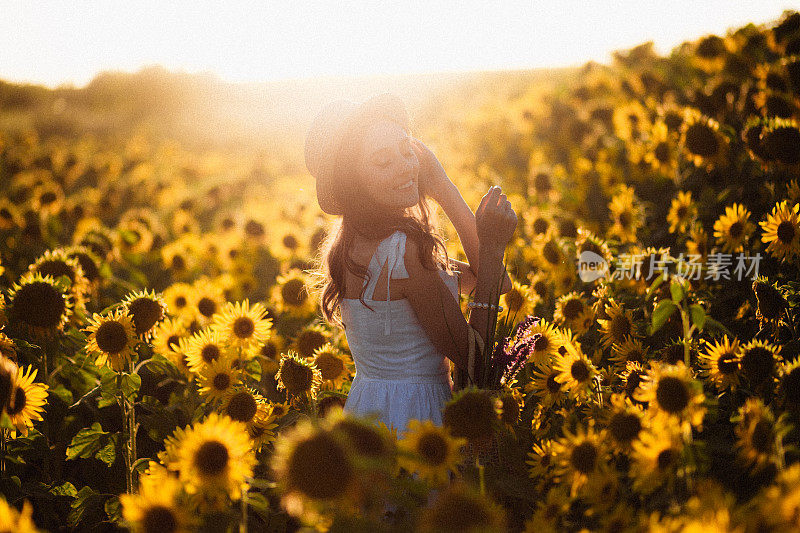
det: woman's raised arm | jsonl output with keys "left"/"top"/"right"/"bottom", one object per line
{"left": 398, "top": 186, "right": 517, "bottom": 383}
{"left": 411, "top": 137, "right": 511, "bottom": 295}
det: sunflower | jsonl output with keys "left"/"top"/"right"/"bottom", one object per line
{"left": 196, "top": 357, "right": 241, "bottom": 403}
{"left": 118, "top": 218, "right": 154, "bottom": 255}
{"left": 495, "top": 385, "right": 525, "bottom": 431}
{"left": 634, "top": 361, "right": 706, "bottom": 432}
{"left": 608, "top": 185, "right": 644, "bottom": 244}
{"left": 0, "top": 199, "right": 24, "bottom": 230}
{"left": 596, "top": 300, "right": 640, "bottom": 350}
{"left": 523, "top": 318, "right": 562, "bottom": 365}
{"left": 532, "top": 229, "right": 569, "bottom": 273}
{"left": 643, "top": 120, "right": 679, "bottom": 177}
{"left": 713, "top": 203, "right": 755, "bottom": 253}
{"left": 173, "top": 412, "right": 256, "bottom": 500}
{"left": 575, "top": 227, "right": 612, "bottom": 269}
{"left": 211, "top": 299, "right": 272, "bottom": 352}
{"left": 190, "top": 277, "right": 226, "bottom": 325}
{"left": 443, "top": 387, "right": 499, "bottom": 453}
{"left": 251, "top": 333, "right": 285, "bottom": 377}
{"left": 291, "top": 324, "right": 330, "bottom": 359}
{"left": 760, "top": 117, "right": 800, "bottom": 167}
{"left": 526, "top": 439, "right": 556, "bottom": 482}
{"left": 324, "top": 406, "right": 396, "bottom": 471}
{"left": 501, "top": 279, "right": 536, "bottom": 321}
{"left": 246, "top": 401, "right": 279, "bottom": 452}
{"left": 524, "top": 362, "right": 565, "bottom": 408}
{"left": 609, "top": 336, "right": 651, "bottom": 371}
{"left": 30, "top": 181, "right": 64, "bottom": 217}
{"left": 698, "top": 336, "right": 742, "bottom": 391}
{"left": 553, "top": 340, "right": 598, "bottom": 401}
{"left": 28, "top": 248, "right": 89, "bottom": 313}
{"left": 527, "top": 271, "right": 552, "bottom": 308}
{"left": 0, "top": 332, "right": 16, "bottom": 362}
{"left": 65, "top": 245, "right": 104, "bottom": 286}
{"left": 273, "top": 269, "right": 316, "bottom": 315}
{"left": 163, "top": 282, "right": 194, "bottom": 319}
{"left": 739, "top": 339, "right": 782, "bottom": 389}
{"left": 122, "top": 289, "right": 168, "bottom": 341}
{"left": 5, "top": 364, "right": 48, "bottom": 437}
{"left": 84, "top": 308, "right": 139, "bottom": 371}
{"left": 396, "top": 418, "right": 466, "bottom": 486}
{"left": 551, "top": 421, "right": 608, "bottom": 496}
{"left": 619, "top": 361, "right": 647, "bottom": 402}
{"left": 120, "top": 472, "right": 190, "bottom": 533}
{"left": 760, "top": 200, "right": 800, "bottom": 262}
{"left": 680, "top": 109, "right": 729, "bottom": 170}
{"left": 151, "top": 317, "right": 192, "bottom": 376}
{"left": 686, "top": 223, "right": 711, "bottom": 265}
{"left": 270, "top": 417, "right": 359, "bottom": 522}
{"left": 612, "top": 100, "right": 651, "bottom": 142}
{"left": 733, "top": 398, "right": 790, "bottom": 472}
{"left": 603, "top": 393, "right": 646, "bottom": 452}
{"left": 553, "top": 291, "right": 594, "bottom": 336}
{"left": 6, "top": 271, "right": 73, "bottom": 339}
{"left": 311, "top": 343, "right": 353, "bottom": 389}
{"left": 522, "top": 484, "right": 569, "bottom": 532}
{"left": 417, "top": 481, "right": 507, "bottom": 533}
{"left": 667, "top": 191, "right": 697, "bottom": 235}
{"left": 0, "top": 497, "right": 40, "bottom": 533}
{"left": 181, "top": 327, "right": 234, "bottom": 374}
{"left": 275, "top": 351, "right": 323, "bottom": 401}
{"left": 630, "top": 425, "right": 686, "bottom": 494}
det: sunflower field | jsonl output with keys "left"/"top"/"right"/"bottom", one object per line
{"left": 2, "top": 9, "right": 800, "bottom": 533}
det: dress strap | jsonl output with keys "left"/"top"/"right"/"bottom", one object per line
{"left": 362, "top": 231, "right": 408, "bottom": 335}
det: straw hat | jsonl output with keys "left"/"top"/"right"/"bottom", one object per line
{"left": 304, "top": 92, "right": 410, "bottom": 215}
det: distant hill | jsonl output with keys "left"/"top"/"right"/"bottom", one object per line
{"left": 0, "top": 65, "right": 579, "bottom": 158}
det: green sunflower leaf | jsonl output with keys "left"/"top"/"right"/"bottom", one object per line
{"left": 689, "top": 304, "right": 706, "bottom": 330}
{"left": 66, "top": 422, "right": 110, "bottom": 461}
{"left": 651, "top": 300, "right": 677, "bottom": 334}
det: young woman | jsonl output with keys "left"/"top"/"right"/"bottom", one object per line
{"left": 306, "top": 93, "right": 517, "bottom": 438}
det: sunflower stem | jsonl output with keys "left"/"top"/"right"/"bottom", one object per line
{"left": 0, "top": 428, "right": 6, "bottom": 477}
{"left": 475, "top": 455, "right": 485, "bottom": 496}
{"left": 240, "top": 481, "right": 249, "bottom": 533}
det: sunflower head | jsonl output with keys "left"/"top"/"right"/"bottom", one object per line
{"left": 122, "top": 289, "right": 168, "bottom": 340}
{"left": 324, "top": 407, "right": 395, "bottom": 466}
{"left": 417, "top": 481, "right": 507, "bottom": 533}
{"left": 292, "top": 324, "right": 329, "bottom": 359}
{"left": 275, "top": 351, "right": 323, "bottom": 399}
{"left": 83, "top": 308, "right": 139, "bottom": 371}
{"left": 270, "top": 417, "right": 358, "bottom": 519}
{"left": 443, "top": 387, "right": 498, "bottom": 449}
{"left": 396, "top": 418, "right": 466, "bottom": 486}
{"left": 740, "top": 339, "right": 781, "bottom": 388}
{"left": 211, "top": 299, "right": 272, "bottom": 350}
{"left": 174, "top": 412, "right": 256, "bottom": 500}
{"left": 6, "top": 271, "right": 73, "bottom": 339}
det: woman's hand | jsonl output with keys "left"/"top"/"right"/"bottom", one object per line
{"left": 476, "top": 186, "right": 517, "bottom": 256}
{"left": 410, "top": 137, "right": 454, "bottom": 202}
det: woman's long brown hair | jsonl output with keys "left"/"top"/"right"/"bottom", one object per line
{"left": 310, "top": 113, "right": 450, "bottom": 327}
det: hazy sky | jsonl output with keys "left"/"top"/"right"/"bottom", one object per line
{"left": 2, "top": 1, "right": 797, "bottom": 88}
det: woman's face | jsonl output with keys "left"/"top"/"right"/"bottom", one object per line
{"left": 355, "top": 120, "right": 419, "bottom": 212}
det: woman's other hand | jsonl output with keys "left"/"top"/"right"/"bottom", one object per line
{"left": 476, "top": 186, "right": 517, "bottom": 255}
{"left": 410, "top": 137, "right": 454, "bottom": 202}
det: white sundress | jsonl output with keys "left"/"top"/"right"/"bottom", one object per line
{"left": 340, "top": 229, "right": 459, "bottom": 439}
